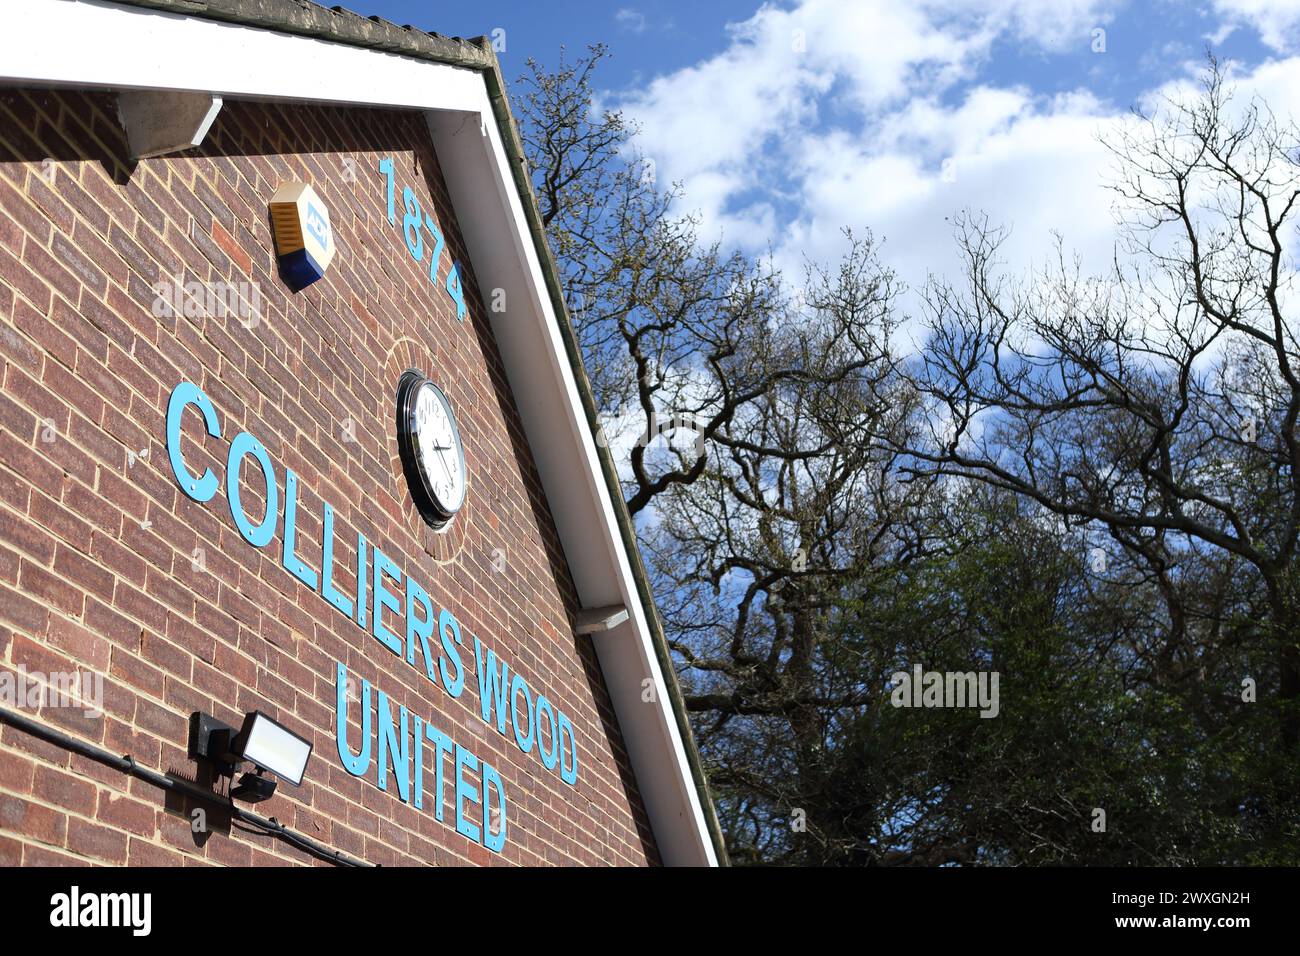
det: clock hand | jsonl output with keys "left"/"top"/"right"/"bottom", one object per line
{"left": 434, "top": 445, "right": 453, "bottom": 482}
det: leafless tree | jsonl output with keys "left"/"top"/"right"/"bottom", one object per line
{"left": 519, "top": 48, "right": 898, "bottom": 515}
{"left": 899, "top": 60, "right": 1300, "bottom": 750}
{"left": 519, "top": 48, "right": 1299, "bottom": 864}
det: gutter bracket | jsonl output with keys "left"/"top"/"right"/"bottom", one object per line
{"left": 575, "top": 604, "right": 630, "bottom": 635}
{"left": 117, "top": 89, "right": 223, "bottom": 159}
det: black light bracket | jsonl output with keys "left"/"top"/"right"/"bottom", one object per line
{"left": 231, "top": 767, "right": 277, "bottom": 804}
{"left": 188, "top": 712, "right": 239, "bottom": 777}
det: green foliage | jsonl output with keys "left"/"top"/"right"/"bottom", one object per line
{"left": 710, "top": 487, "right": 1300, "bottom": 864}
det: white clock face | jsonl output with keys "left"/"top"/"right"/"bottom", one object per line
{"left": 409, "top": 380, "right": 466, "bottom": 520}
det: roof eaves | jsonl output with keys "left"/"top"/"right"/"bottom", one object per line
{"left": 473, "top": 51, "right": 732, "bottom": 868}
{"left": 111, "top": 0, "right": 495, "bottom": 70}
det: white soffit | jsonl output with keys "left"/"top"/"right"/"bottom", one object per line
{"left": 0, "top": 0, "right": 717, "bottom": 866}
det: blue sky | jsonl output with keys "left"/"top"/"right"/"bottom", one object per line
{"left": 356, "top": 1, "right": 792, "bottom": 89}
{"left": 351, "top": 1, "right": 1300, "bottom": 312}
{"left": 361, "top": 1, "right": 1275, "bottom": 101}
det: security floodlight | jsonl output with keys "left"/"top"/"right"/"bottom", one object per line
{"left": 189, "top": 710, "right": 312, "bottom": 800}
{"left": 232, "top": 711, "right": 312, "bottom": 787}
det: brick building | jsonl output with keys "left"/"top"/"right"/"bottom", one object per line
{"left": 0, "top": 0, "right": 724, "bottom": 867}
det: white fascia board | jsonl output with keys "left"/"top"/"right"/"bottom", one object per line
{"left": 1, "top": 0, "right": 486, "bottom": 107}
{"left": 428, "top": 105, "right": 719, "bottom": 867}
{"left": 2, "top": 0, "right": 717, "bottom": 866}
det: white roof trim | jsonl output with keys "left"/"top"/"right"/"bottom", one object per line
{"left": 1, "top": 0, "right": 717, "bottom": 866}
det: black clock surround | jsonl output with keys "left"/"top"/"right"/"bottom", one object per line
{"left": 395, "top": 368, "right": 465, "bottom": 531}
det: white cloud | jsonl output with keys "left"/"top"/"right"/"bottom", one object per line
{"left": 618, "top": 1, "right": 1128, "bottom": 318}
{"left": 1211, "top": 0, "right": 1300, "bottom": 52}
{"left": 616, "top": 8, "right": 648, "bottom": 34}
{"left": 784, "top": 95, "right": 1131, "bottom": 350}
{"left": 616, "top": 0, "right": 1300, "bottom": 342}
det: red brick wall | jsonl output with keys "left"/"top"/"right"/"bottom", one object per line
{"left": 0, "top": 88, "right": 660, "bottom": 866}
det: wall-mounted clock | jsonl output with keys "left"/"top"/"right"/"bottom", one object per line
{"left": 396, "top": 370, "right": 466, "bottom": 530}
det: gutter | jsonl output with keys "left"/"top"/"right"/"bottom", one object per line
{"left": 471, "top": 44, "right": 731, "bottom": 867}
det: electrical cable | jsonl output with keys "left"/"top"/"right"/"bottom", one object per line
{"left": 0, "top": 704, "right": 376, "bottom": 868}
